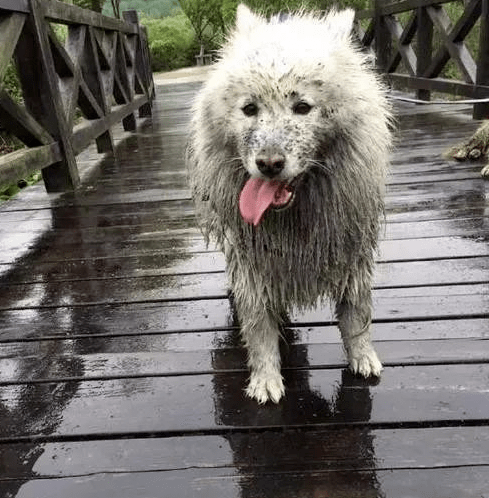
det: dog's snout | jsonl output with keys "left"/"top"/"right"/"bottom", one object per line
{"left": 255, "top": 149, "right": 286, "bottom": 178}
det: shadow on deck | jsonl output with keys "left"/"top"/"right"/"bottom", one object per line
{"left": 0, "top": 78, "right": 488, "bottom": 498}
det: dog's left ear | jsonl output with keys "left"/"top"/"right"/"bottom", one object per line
{"left": 235, "top": 4, "right": 262, "bottom": 32}
{"left": 324, "top": 9, "right": 355, "bottom": 41}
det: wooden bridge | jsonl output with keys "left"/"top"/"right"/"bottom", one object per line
{"left": 0, "top": 1, "right": 489, "bottom": 497}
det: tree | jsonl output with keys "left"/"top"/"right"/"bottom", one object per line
{"left": 221, "top": 0, "right": 306, "bottom": 22}
{"left": 179, "top": 0, "right": 225, "bottom": 55}
{"left": 110, "top": 0, "right": 121, "bottom": 18}
{"left": 222, "top": 0, "right": 371, "bottom": 25}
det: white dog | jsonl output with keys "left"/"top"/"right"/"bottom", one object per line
{"left": 186, "top": 4, "right": 392, "bottom": 403}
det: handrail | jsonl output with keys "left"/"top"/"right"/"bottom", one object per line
{"left": 43, "top": 1, "right": 137, "bottom": 33}
{"left": 356, "top": 0, "right": 489, "bottom": 119}
{"left": 0, "top": 0, "right": 154, "bottom": 193}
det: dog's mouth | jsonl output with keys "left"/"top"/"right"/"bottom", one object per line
{"left": 239, "top": 176, "right": 300, "bottom": 226}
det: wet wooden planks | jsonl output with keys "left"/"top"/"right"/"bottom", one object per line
{"left": 0, "top": 81, "right": 488, "bottom": 498}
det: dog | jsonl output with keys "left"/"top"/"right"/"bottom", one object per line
{"left": 186, "top": 4, "right": 392, "bottom": 404}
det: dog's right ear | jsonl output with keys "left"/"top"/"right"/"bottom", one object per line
{"left": 235, "top": 4, "right": 262, "bottom": 31}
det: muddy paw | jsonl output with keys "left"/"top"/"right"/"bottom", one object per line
{"left": 246, "top": 371, "right": 285, "bottom": 404}
{"left": 349, "top": 348, "right": 383, "bottom": 378}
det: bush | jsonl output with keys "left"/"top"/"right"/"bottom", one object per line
{"left": 143, "top": 13, "right": 196, "bottom": 71}
{"left": 3, "top": 63, "right": 22, "bottom": 104}
{"left": 102, "top": 0, "right": 180, "bottom": 18}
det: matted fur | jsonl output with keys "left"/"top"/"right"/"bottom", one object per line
{"left": 186, "top": 4, "right": 392, "bottom": 404}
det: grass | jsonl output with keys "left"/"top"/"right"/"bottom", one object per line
{"left": 0, "top": 171, "right": 42, "bottom": 203}
{"left": 0, "top": 134, "right": 41, "bottom": 203}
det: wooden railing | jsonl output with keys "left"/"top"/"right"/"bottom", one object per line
{"left": 0, "top": 0, "right": 154, "bottom": 193}
{"left": 356, "top": 0, "right": 489, "bottom": 119}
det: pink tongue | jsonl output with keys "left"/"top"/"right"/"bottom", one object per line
{"left": 239, "top": 178, "right": 293, "bottom": 226}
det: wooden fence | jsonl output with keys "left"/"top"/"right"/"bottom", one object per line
{"left": 356, "top": 0, "right": 489, "bottom": 119}
{"left": 0, "top": 0, "right": 154, "bottom": 193}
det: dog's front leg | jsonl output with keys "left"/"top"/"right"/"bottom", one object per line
{"left": 335, "top": 288, "right": 383, "bottom": 378}
{"left": 237, "top": 303, "right": 285, "bottom": 404}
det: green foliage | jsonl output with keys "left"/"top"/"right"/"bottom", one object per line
{"left": 72, "top": 0, "right": 106, "bottom": 12}
{"left": 102, "top": 0, "right": 181, "bottom": 17}
{"left": 0, "top": 172, "right": 42, "bottom": 203}
{"left": 2, "top": 63, "right": 22, "bottom": 104}
{"left": 50, "top": 23, "right": 68, "bottom": 44}
{"left": 221, "top": 0, "right": 302, "bottom": 22}
{"left": 180, "top": 0, "right": 225, "bottom": 51}
{"left": 221, "top": 0, "right": 237, "bottom": 25}
{"left": 221, "top": 0, "right": 370, "bottom": 24}
{"left": 185, "top": 0, "right": 371, "bottom": 52}
{"left": 0, "top": 65, "right": 39, "bottom": 202}
{"left": 311, "top": 0, "right": 370, "bottom": 10}
{"left": 143, "top": 13, "right": 196, "bottom": 70}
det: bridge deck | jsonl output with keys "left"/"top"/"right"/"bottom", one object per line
{"left": 0, "top": 77, "right": 488, "bottom": 498}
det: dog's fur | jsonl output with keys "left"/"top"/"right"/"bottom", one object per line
{"left": 186, "top": 5, "right": 392, "bottom": 403}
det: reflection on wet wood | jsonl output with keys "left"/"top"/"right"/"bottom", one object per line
{"left": 1, "top": 337, "right": 488, "bottom": 383}
{"left": 0, "top": 81, "right": 488, "bottom": 497}
{"left": 0, "top": 364, "right": 488, "bottom": 439}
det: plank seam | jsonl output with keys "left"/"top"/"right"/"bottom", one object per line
{"left": 0, "top": 462, "right": 488, "bottom": 482}
{"left": 1, "top": 357, "right": 488, "bottom": 387}
{"left": 0, "top": 418, "right": 488, "bottom": 445}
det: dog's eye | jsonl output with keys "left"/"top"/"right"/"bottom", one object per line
{"left": 242, "top": 103, "right": 259, "bottom": 116}
{"left": 293, "top": 101, "right": 312, "bottom": 115}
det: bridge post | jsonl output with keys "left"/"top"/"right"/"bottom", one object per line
{"left": 123, "top": 10, "right": 153, "bottom": 118}
{"left": 416, "top": 6, "right": 433, "bottom": 101}
{"left": 16, "top": 0, "right": 80, "bottom": 192}
{"left": 474, "top": 0, "right": 489, "bottom": 119}
{"left": 374, "top": 0, "right": 391, "bottom": 73}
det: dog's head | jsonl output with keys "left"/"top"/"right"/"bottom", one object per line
{"left": 190, "top": 5, "right": 391, "bottom": 226}
{"left": 226, "top": 6, "right": 358, "bottom": 184}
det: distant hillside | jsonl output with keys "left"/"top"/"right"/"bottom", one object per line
{"left": 102, "top": 0, "right": 181, "bottom": 18}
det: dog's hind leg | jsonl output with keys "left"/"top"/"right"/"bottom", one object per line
{"left": 335, "top": 287, "right": 383, "bottom": 378}
{"left": 237, "top": 303, "right": 285, "bottom": 404}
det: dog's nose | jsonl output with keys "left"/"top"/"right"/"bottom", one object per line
{"left": 255, "top": 150, "right": 286, "bottom": 178}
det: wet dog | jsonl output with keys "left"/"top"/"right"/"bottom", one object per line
{"left": 186, "top": 4, "right": 392, "bottom": 403}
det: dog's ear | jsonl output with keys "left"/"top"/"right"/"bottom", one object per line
{"left": 323, "top": 9, "right": 355, "bottom": 41}
{"left": 235, "top": 4, "right": 262, "bottom": 32}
